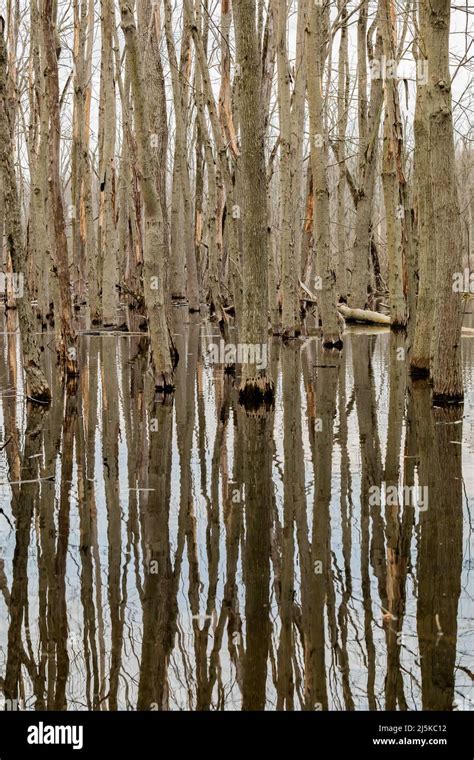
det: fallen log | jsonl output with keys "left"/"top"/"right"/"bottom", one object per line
{"left": 340, "top": 308, "right": 474, "bottom": 336}
{"left": 299, "top": 283, "right": 390, "bottom": 325}
{"left": 300, "top": 288, "right": 474, "bottom": 334}
{"left": 337, "top": 304, "right": 390, "bottom": 325}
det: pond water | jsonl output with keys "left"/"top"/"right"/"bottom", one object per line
{"left": 0, "top": 309, "right": 473, "bottom": 711}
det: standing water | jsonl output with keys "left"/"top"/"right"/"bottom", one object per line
{"left": 0, "top": 311, "right": 472, "bottom": 711}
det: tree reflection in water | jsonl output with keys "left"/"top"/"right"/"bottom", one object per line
{"left": 0, "top": 313, "right": 472, "bottom": 711}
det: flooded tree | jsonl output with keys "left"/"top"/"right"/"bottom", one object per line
{"left": 425, "top": 0, "right": 465, "bottom": 402}
{"left": 119, "top": 0, "right": 175, "bottom": 390}
{"left": 42, "top": 0, "right": 78, "bottom": 376}
{"left": 233, "top": 0, "right": 274, "bottom": 403}
{"left": 0, "top": 16, "right": 50, "bottom": 401}
{"left": 1, "top": 0, "right": 469, "bottom": 400}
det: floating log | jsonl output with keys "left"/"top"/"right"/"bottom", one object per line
{"left": 337, "top": 304, "right": 390, "bottom": 325}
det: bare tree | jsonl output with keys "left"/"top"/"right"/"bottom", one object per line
{"left": 233, "top": 0, "right": 274, "bottom": 402}
{"left": 427, "top": 0, "right": 464, "bottom": 401}
{"left": 42, "top": 0, "right": 78, "bottom": 376}
{"left": 305, "top": 0, "right": 342, "bottom": 347}
{"left": 120, "top": 0, "right": 176, "bottom": 390}
{"left": 0, "top": 14, "right": 50, "bottom": 402}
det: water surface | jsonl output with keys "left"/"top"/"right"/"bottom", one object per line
{"left": 0, "top": 311, "right": 473, "bottom": 711}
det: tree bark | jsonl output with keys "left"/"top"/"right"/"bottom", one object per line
{"left": 428, "top": 0, "right": 464, "bottom": 401}
{"left": 380, "top": 0, "right": 407, "bottom": 328}
{"left": 164, "top": 1, "right": 199, "bottom": 310}
{"left": 0, "top": 15, "right": 51, "bottom": 402}
{"left": 42, "top": 0, "right": 78, "bottom": 376}
{"left": 305, "top": 0, "right": 342, "bottom": 347}
{"left": 336, "top": 0, "right": 349, "bottom": 301}
{"left": 120, "top": 0, "right": 176, "bottom": 390}
{"left": 410, "top": 0, "right": 435, "bottom": 375}
{"left": 233, "top": 0, "right": 274, "bottom": 402}
{"left": 274, "top": 0, "right": 299, "bottom": 337}
{"left": 98, "top": 0, "right": 119, "bottom": 326}
{"left": 350, "top": 25, "right": 384, "bottom": 310}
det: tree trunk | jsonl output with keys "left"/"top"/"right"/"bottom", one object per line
{"left": 233, "top": 0, "right": 274, "bottom": 403}
{"left": 350, "top": 26, "right": 384, "bottom": 310}
{"left": 428, "top": 0, "right": 464, "bottom": 402}
{"left": 336, "top": 0, "right": 349, "bottom": 301}
{"left": 274, "top": 0, "right": 298, "bottom": 337}
{"left": 305, "top": 0, "right": 342, "bottom": 347}
{"left": 184, "top": 0, "right": 243, "bottom": 334}
{"left": 71, "top": 0, "right": 87, "bottom": 307}
{"left": 98, "top": 0, "right": 119, "bottom": 326}
{"left": 137, "top": 0, "right": 169, "bottom": 283}
{"left": 42, "top": 0, "right": 78, "bottom": 376}
{"left": 164, "top": 1, "right": 197, "bottom": 307}
{"left": 0, "top": 15, "right": 51, "bottom": 402}
{"left": 28, "top": 0, "right": 51, "bottom": 327}
{"left": 410, "top": 0, "right": 435, "bottom": 375}
{"left": 380, "top": 0, "right": 407, "bottom": 328}
{"left": 120, "top": 0, "right": 175, "bottom": 390}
